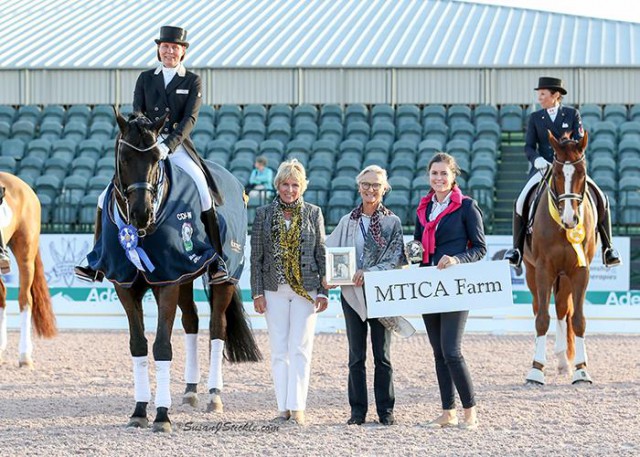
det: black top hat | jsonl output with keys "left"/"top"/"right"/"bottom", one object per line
{"left": 534, "top": 77, "right": 567, "bottom": 95}
{"left": 155, "top": 26, "right": 189, "bottom": 48}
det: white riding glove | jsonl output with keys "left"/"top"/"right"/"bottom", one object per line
{"left": 158, "top": 143, "right": 170, "bottom": 160}
{"left": 534, "top": 157, "right": 551, "bottom": 171}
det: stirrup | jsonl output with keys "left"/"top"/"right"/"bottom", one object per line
{"left": 603, "top": 248, "right": 622, "bottom": 267}
{"left": 208, "top": 259, "right": 230, "bottom": 285}
{"left": 503, "top": 248, "right": 522, "bottom": 268}
{"left": 74, "top": 266, "right": 104, "bottom": 283}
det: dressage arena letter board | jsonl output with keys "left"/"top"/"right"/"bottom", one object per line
{"left": 365, "top": 260, "right": 514, "bottom": 318}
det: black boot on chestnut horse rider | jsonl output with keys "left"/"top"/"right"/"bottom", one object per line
{"left": 74, "top": 208, "right": 105, "bottom": 282}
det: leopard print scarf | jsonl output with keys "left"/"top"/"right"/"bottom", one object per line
{"left": 272, "top": 196, "right": 313, "bottom": 303}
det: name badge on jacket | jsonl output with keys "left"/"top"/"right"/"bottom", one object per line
{"left": 176, "top": 89, "right": 189, "bottom": 95}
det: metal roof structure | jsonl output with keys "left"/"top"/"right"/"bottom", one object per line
{"left": 2, "top": 0, "right": 639, "bottom": 69}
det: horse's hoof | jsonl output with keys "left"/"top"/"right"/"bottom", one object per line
{"left": 206, "top": 394, "right": 223, "bottom": 413}
{"left": 18, "top": 355, "right": 34, "bottom": 369}
{"left": 182, "top": 392, "right": 198, "bottom": 408}
{"left": 572, "top": 368, "right": 593, "bottom": 385}
{"left": 525, "top": 368, "right": 545, "bottom": 385}
{"left": 152, "top": 421, "right": 172, "bottom": 433}
{"left": 127, "top": 417, "right": 149, "bottom": 428}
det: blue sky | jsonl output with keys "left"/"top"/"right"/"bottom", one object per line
{"left": 458, "top": 0, "right": 640, "bottom": 23}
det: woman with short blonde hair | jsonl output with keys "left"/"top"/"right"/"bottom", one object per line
{"left": 250, "top": 158, "right": 327, "bottom": 426}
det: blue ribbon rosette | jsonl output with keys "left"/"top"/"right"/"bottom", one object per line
{"left": 113, "top": 201, "right": 156, "bottom": 273}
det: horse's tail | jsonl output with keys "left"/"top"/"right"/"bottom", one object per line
{"left": 223, "top": 287, "right": 262, "bottom": 363}
{"left": 31, "top": 251, "right": 57, "bottom": 338}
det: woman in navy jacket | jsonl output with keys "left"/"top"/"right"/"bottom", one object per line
{"left": 413, "top": 152, "right": 486, "bottom": 430}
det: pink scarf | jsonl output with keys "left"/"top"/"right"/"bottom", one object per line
{"left": 416, "top": 186, "right": 466, "bottom": 264}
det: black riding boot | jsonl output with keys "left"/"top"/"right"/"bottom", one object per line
{"left": 74, "top": 208, "right": 105, "bottom": 282}
{"left": 202, "top": 207, "right": 229, "bottom": 284}
{"left": 0, "top": 228, "right": 10, "bottom": 274}
{"left": 504, "top": 212, "right": 526, "bottom": 268}
{"left": 597, "top": 199, "right": 622, "bottom": 267}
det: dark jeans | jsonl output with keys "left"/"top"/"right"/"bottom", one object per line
{"left": 423, "top": 311, "right": 476, "bottom": 410}
{"left": 342, "top": 295, "right": 394, "bottom": 420}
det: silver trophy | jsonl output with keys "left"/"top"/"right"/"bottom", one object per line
{"left": 405, "top": 240, "right": 424, "bottom": 265}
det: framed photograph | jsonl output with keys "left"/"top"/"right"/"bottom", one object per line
{"left": 326, "top": 247, "right": 357, "bottom": 285}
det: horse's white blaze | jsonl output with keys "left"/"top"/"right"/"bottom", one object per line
{"left": 155, "top": 360, "right": 172, "bottom": 408}
{"left": 561, "top": 163, "right": 576, "bottom": 227}
{"left": 0, "top": 306, "right": 7, "bottom": 352}
{"left": 574, "top": 336, "right": 588, "bottom": 366}
{"left": 184, "top": 333, "right": 200, "bottom": 384}
{"left": 554, "top": 319, "right": 568, "bottom": 354}
{"left": 534, "top": 335, "right": 547, "bottom": 365}
{"left": 18, "top": 308, "right": 32, "bottom": 356}
{"left": 132, "top": 356, "right": 151, "bottom": 403}
{"left": 208, "top": 339, "right": 225, "bottom": 390}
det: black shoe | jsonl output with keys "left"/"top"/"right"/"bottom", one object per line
{"left": 503, "top": 248, "right": 522, "bottom": 268}
{"left": 603, "top": 248, "right": 622, "bottom": 267}
{"left": 74, "top": 266, "right": 104, "bottom": 283}
{"left": 347, "top": 416, "right": 365, "bottom": 425}
{"left": 379, "top": 414, "right": 396, "bottom": 426}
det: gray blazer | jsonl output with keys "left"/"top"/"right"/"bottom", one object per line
{"left": 250, "top": 201, "right": 327, "bottom": 298}
{"left": 325, "top": 209, "right": 407, "bottom": 321}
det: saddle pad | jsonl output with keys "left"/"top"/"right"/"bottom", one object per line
{"left": 205, "top": 159, "right": 248, "bottom": 282}
{"left": 88, "top": 162, "right": 216, "bottom": 287}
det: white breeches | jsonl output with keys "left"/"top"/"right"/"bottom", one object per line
{"left": 264, "top": 284, "right": 318, "bottom": 411}
{"left": 98, "top": 142, "right": 212, "bottom": 211}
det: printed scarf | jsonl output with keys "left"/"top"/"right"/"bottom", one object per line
{"left": 349, "top": 203, "right": 392, "bottom": 248}
{"left": 272, "top": 197, "right": 313, "bottom": 303}
{"left": 416, "top": 186, "right": 466, "bottom": 264}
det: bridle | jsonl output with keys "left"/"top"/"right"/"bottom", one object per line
{"left": 113, "top": 136, "right": 165, "bottom": 236}
{"left": 548, "top": 143, "right": 587, "bottom": 209}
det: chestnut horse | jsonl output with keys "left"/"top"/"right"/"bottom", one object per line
{"left": 0, "top": 173, "right": 56, "bottom": 367}
{"left": 93, "top": 111, "right": 261, "bottom": 432}
{"left": 524, "top": 131, "right": 597, "bottom": 385}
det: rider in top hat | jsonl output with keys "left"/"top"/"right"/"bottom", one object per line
{"left": 503, "top": 77, "right": 621, "bottom": 268}
{"left": 75, "top": 25, "right": 229, "bottom": 284}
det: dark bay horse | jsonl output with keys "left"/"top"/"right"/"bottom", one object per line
{"left": 0, "top": 173, "right": 56, "bottom": 367}
{"left": 102, "top": 111, "right": 260, "bottom": 432}
{"left": 524, "top": 131, "right": 597, "bottom": 385}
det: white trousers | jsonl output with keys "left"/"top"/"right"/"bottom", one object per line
{"left": 264, "top": 284, "right": 318, "bottom": 412}
{"left": 98, "top": 142, "right": 212, "bottom": 211}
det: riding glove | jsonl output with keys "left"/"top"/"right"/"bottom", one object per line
{"left": 534, "top": 157, "right": 551, "bottom": 171}
{"left": 158, "top": 143, "right": 170, "bottom": 160}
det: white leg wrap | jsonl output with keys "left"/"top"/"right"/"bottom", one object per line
{"left": 574, "top": 336, "right": 588, "bottom": 366}
{"left": 534, "top": 335, "right": 547, "bottom": 365}
{"left": 184, "top": 333, "right": 200, "bottom": 384}
{"left": 19, "top": 308, "right": 32, "bottom": 356}
{"left": 554, "top": 320, "right": 568, "bottom": 354}
{"left": 0, "top": 306, "right": 7, "bottom": 352}
{"left": 132, "top": 356, "right": 152, "bottom": 403}
{"left": 155, "top": 360, "right": 172, "bottom": 408}
{"left": 207, "top": 339, "right": 225, "bottom": 391}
